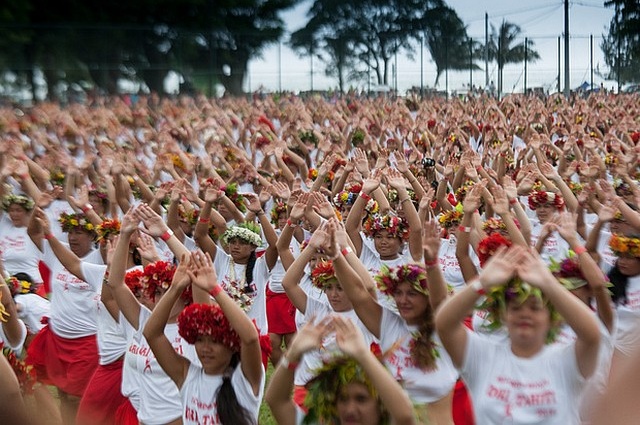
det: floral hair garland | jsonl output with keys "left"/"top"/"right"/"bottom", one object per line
{"left": 141, "top": 261, "right": 176, "bottom": 302}
{"left": 350, "top": 128, "right": 366, "bottom": 146}
{"left": 2, "top": 193, "right": 34, "bottom": 211}
{"left": 375, "top": 263, "right": 429, "bottom": 297}
{"left": 221, "top": 182, "right": 247, "bottom": 213}
{"left": 88, "top": 187, "right": 108, "bottom": 200}
{"left": 299, "top": 130, "right": 319, "bottom": 146}
{"left": 478, "top": 278, "right": 562, "bottom": 343}
{"left": 178, "top": 205, "right": 199, "bottom": 226}
{"left": 308, "top": 168, "right": 335, "bottom": 183}
{"left": 178, "top": 303, "right": 242, "bottom": 351}
{"left": 614, "top": 180, "right": 633, "bottom": 197}
{"left": 310, "top": 261, "right": 337, "bottom": 289}
{"left": 222, "top": 223, "right": 263, "bottom": 247}
{"left": 604, "top": 153, "right": 618, "bottom": 167}
{"left": 270, "top": 201, "right": 288, "bottom": 224}
{"left": 303, "top": 349, "right": 384, "bottom": 425}
{"left": 0, "top": 292, "right": 8, "bottom": 323}
{"left": 362, "top": 213, "right": 409, "bottom": 240}
{"left": 609, "top": 234, "right": 640, "bottom": 258}
{"left": 438, "top": 204, "right": 464, "bottom": 229}
{"left": 387, "top": 188, "right": 416, "bottom": 204}
{"left": 567, "top": 181, "right": 583, "bottom": 196}
{"left": 0, "top": 342, "right": 37, "bottom": 394}
{"left": 478, "top": 233, "right": 513, "bottom": 267}
{"left": 96, "top": 218, "right": 120, "bottom": 242}
{"left": 549, "top": 252, "right": 588, "bottom": 290}
{"left": 454, "top": 180, "right": 475, "bottom": 203}
{"left": 124, "top": 268, "right": 145, "bottom": 297}
{"left": 481, "top": 216, "right": 519, "bottom": 234}
{"left": 59, "top": 213, "right": 95, "bottom": 234}
{"left": 527, "top": 190, "right": 565, "bottom": 211}
{"left": 50, "top": 168, "right": 66, "bottom": 186}
{"left": 5, "top": 276, "right": 32, "bottom": 296}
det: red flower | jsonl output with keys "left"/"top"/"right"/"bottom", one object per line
{"left": 478, "top": 233, "right": 512, "bottom": 267}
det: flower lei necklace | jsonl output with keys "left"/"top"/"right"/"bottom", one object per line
{"left": 227, "top": 258, "right": 254, "bottom": 312}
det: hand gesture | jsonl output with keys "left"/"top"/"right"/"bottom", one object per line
{"left": 395, "top": 155, "right": 409, "bottom": 174}
{"left": 334, "top": 316, "right": 368, "bottom": 359}
{"left": 136, "top": 233, "right": 160, "bottom": 263}
{"left": 422, "top": 220, "right": 441, "bottom": 262}
{"left": 353, "top": 148, "right": 370, "bottom": 177}
{"left": 478, "top": 246, "right": 522, "bottom": 289}
{"left": 491, "top": 186, "right": 510, "bottom": 216}
{"left": 308, "top": 223, "right": 330, "bottom": 250}
{"left": 120, "top": 207, "right": 141, "bottom": 235}
{"left": 289, "top": 193, "right": 307, "bottom": 221}
{"left": 362, "top": 176, "right": 380, "bottom": 194}
{"left": 204, "top": 187, "right": 223, "bottom": 204}
{"left": 187, "top": 250, "right": 219, "bottom": 293}
{"left": 554, "top": 212, "right": 578, "bottom": 243}
{"left": 244, "top": 193, "right": 262, "bottom": 214}
{"left": 135, "top": 204, "right": 168, "bottom": 237}
{"left": 386, "top": 169, "right": 407, "bottom": 191}
{"left": 462, "top": 183, "right": 483, "bottom": 214}
{"left": 271, "top": 181, "right": 291, "bottom": 201}
{"left": 516, "top": 249, "right": 555, "bottom": 291}
{"left": 310, "top": 192, "right": 335, "bottom": 219}
{"left": 502, "top": 176, "right": 518, "bottom": 201}
{"left": 33, "top": 208, "right": 51, "bottom": 235}
{"left": 288, "top": 318, "right": 334, "bottom": 359}
{"left": 171, "top": 253, "right": 192, "bottom": 290}
{"left": 598, "top": 202, "right": 616, "bottom": 223}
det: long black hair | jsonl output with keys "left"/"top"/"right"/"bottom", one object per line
{"left": 608, "top": 262, "right": 629, "bottom": 306}
{"left": 216, "top": 353, "right": 255, "bottom": 425}
{"left": 242, "top": 250, "right": 257, "bottom": 295}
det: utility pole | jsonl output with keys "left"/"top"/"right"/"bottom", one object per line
{"left": 524, "top": 37, "right": 528, "bottom": 95}
{"left": 485, "top": 13, "right": 489, "bottom": 88}
{"left": 564, "top": 0, "right": 570, "bottom": 97}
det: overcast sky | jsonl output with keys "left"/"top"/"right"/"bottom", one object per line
{"left": 245, "top": 0, "right": 617, "bottom": 94}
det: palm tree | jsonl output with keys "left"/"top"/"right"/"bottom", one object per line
{"left": 487, "top": 20, "right": 540, "bottom": 96}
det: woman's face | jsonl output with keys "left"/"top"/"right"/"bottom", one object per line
{"left": 227, "top": 238, "right": 255, "bottom": 263}
{"left": 67, "top": 228, "right": 95, "bottom": 257}
{"left": 617, "top": 255, "right": 640, "bottom": 277}
{"left": 195, "top": 335, "right": 234, "bottom": 374}
{"left": 535, "top": 204, "right": 555, "bottom": 224}
{"left": 325, "top": 281, "right": 353, "bottom": 313}
{"left": 336, "top": 382, "right": 381, "bottom": 425}
{"left": 373, "top": 230, "right": 402, "bottom": 260}
{"left": 505, "top": 296, "right": 551, "bottom": 348}
{"left": 89, "top": 194, "right": 106, "bottom": 215}
{"left": 392, "top": 282, "right": 430, "bottom": 325}
{"left": 7, "top": 204, "right": 29, "bottom": 227}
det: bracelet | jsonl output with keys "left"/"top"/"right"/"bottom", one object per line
{"left": 160, "top": 229, "right": 174, "bottom": 242}
{"left": 43, "top": 233, "right": 54, "bottom": 240}
{"left": 81, "top": 203, "right": 94, "bottom": 213}
{"left": 198, "top": 217, "right": 210, "bottom": 224}
{"left": 257, "top": 210, "right": 265, "bottom": 217}
{"left": 20, "top": 173, "right": 29, "bottom": 180}
{"left": 341, "top": 246, "right": 353, "bottom": 256}
{"left": 509, "top": 198, "right": 517, "bottom": 205}
{"left": 360, "top": 192, "right": 372, "bottom": 202}
{"left": 458, "top": 225, "right": 472, "bottom": 233}
{"left": 470, "top": 279, "right": 485, "bottom": 296}
{"left": 401, "top": 198, "right": 412, "bottom": 205}
{"left": 573, "top": 245, "right": 587, "bottom": 256}
{"left": 280, "top": 355, "right": 299, "bottom": 371}
{"left": 287, "top": 218, "right": 298, "bottom": 228}
{"left": 210, "top": 285, "right": 222, "bottom": 298}
{"left": 425, "top": 258, "right": 439, "bottom": 268}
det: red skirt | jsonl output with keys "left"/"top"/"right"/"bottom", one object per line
{"left": 453, "top": 379, "right": 475, "bottom": 425}
{"left": 76, "top": 358, "right": 127, "bottom": 425}
{"left": 26, "top": 325, "right": 99, "bottom": 397}
{"left": 266, "top": 285, "right": 296, "bottom": 335}
{"left": 115, "top": 398, "right": 139, "bottom": 425}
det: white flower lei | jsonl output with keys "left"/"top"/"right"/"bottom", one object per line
{"left": 225, "top": 282, "right": 254, "bottom": 312}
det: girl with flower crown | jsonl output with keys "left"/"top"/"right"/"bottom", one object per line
{"left": 337, "top": 218, "right": 458, "bottom": 424}
{"left": 436, "top": 246, "right": 601, "bottom": 424}
{"left": 266, "top": 316, "right": 416, "bottom": 425}
{"left": 0, "top": 193, "right": 44, "bottom": 289}
{"left": 107, "top": 205, "right": 200, "bottom": 425}
{"left": 144, "top": 250, "right": 265, "bottom": 425}
{"left": 195, "top": 191, "right": 277, "bottom": 365}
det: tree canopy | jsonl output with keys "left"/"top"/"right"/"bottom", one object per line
{"left": 602, "top": 0, "right": 640, "bottom": 84}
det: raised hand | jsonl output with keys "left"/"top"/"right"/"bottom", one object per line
{"left": 135, "top": 204, "right": 168, "bottom": 237}
{"left": 478, "top": 246, "right": 523, "bottom": 290}
{"left": 244, "top": 192, "right": 262, "bottom": 213}
{"left": 516, "top": 249, "right": 555, "bottom": 291}
{"left": 333, "top": 315, "right": 368, "bottom": 359}
{"left": 287, "top": 317, "right": 334, "bottom": 359}
{"left": 554, "top": 212, "right": 578, "bottom": 243}
{"left": 136, "top": 233, "right": 160, "bottom": 263}
{"left": 311, "top": 191, "right": 335, "bottom": 219}
{"left": 422, "top": 220, "right": 441, "bottom": 262}
{"left": 120, "top": 207, "right": 141, "bottom": 235}
{"left": 172, "top": 253, "right": 192, "bottom": 290}
{"left": 187, "top": 250, "right": 219, "bottom": 293}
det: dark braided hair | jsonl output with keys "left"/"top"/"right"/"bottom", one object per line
{"left": 243, "top": 250, "right": 257, "bottom": 295}
{"left": 608, "top": 262, "right": 629, "bottom": 306}
{"left": 216, "top": 354, "right": 256, "bottom": 425}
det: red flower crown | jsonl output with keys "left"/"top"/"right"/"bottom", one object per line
{"left": 178, "top": 303, "right": 243, "bottom": 351}
{"left": 478, "top": 233, "right": 513, "bottom": 267}
{"left": 141, "top": 261, "right": 176, "bottom": 302}
{"left": 362, "top": 213, "right": 409, "bottom": 240}
{"left": 375, "top": 263, "right": 429, "bottom": 296}
{"left": 310, "top": 261, "right": 337, "bottom": 289}
{"left": 527, "top": 190, "right": 565, "bottom": 211}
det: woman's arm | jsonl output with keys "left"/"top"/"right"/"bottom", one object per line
{"left": 143, "top": 254, "right": 191, "bottom": 388}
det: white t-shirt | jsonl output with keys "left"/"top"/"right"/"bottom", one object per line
{"left": 123, "top": 306, "right": 200, "bottom": 425}
{"left": 0, "top": 216, "right": 43, "bottom": 282}
{"left": 380, "top": 307, "right": 458, "bottom": 404}
{"left": 43, "top": 242, "right": 103, "bottom": 338}
{"left": 213, "top": 250, "right": 268, "bottom": 335}
{"left": 471, "top": 307, "right": 509, "bottom": 344}
{"left": 78, "top": 262, "right": 129, "bottom": 365}
{"left": 586, "top": 223, "right": 616, "bottom": 274}
{"left": 461, "top": 331, "right": 585, "bottom": 424}
{"left": 14, "top": 293, "right": 50, "bottom": 333}
{"left": 0, "top": 318, "right": 27, "bottom": 353}
{"left": 360, "top": 240, "right": 411, "bottom": 312}
{"left": 181, "top": 362, "right": 265, "bottom": 425}
{"left": 438, "top": 236, "right": 480, "bottom": 293}
{"left": 614, "top": 274, "right": 640, "bottom": 356}
{"left": 294, "top": 298, "right": 376, "bottom": 386}
{"left": 293, "top": 271, "right": 328, "bottom": 330}
{"left": 530, "top": 221, "right": 573, "bottom": 265}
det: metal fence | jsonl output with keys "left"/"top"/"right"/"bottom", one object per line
{"left": 0, "top": 25, "right": 624, "bottom": 100}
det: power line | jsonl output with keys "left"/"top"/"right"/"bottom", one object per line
{"left": 466, "top": 2, "right": 561, "bottom": 23}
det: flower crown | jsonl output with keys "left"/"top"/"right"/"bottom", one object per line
{"left": 50, "top": 168, "right": 66, "bottom": 186}
{"left": 88, "top": 187, "right": 108, "bottom": 200}
{"left": 124, "top": 268, "right": 145, "bottom": 296}
{"left": 141, "top": 261, "right": 176, "bottom": 302}
{"left": 481, "top": 217, "right": 519, "bottom": 234}
{"left": 438, "top": 206, "right": 464, "bottom": 229}
{"left": 362, "top": 213, "right": 409, "bottom": 240}
{"left": 386, "top": 189, "right": 416, "bottom": 204}
{"left": 375, "top": 263, "right": 429, "bottom": 296}
{"left": 350, "top": 128, "right": 366, "bottom": 146}
{"left": 454, "top": 180, "right": 475, "bottom": 203}
{"left": 478, "top": 278, "right": 562, "bottom": 343}
{"left": 96, "top": 218, "right": 120, "bottom": 242}
{"left": 2, "top": 193, "right": 34, "bottom": 211}
{"left": 270, "top": 201, "right": 288, "bottom": 224}
{"left": 609, "top": 234, "right": 640, "bottom": 258}
{"left": 5, "top": 276, "right": 33, "bottom": 296}
{"left": 222, "top": 223, "right": 263, "bottom": 247}
{"left": 549, "top": 252, "right": 588, "bottom": 290}
{"left": 59, "top": 213, "right": 95, "bottom": 234}
{"left": 477, "top": 233, "right": 513, "bottom": 267}
{"left": 308, "top": 168, "right": 335, "bottom": 183}
{"left": 604, "top": 153, "right": 618, "bottom": 166}
{"left": 303, "top": 355, "right": 383, "bottom": 424}
{"left": 567, "top": 181, "right": 583, "bottom": 196}
{"left": 299, "top": 130, "right": 319, "bottom": 146}
{"left": 178, "top": 205, "right": 199, "bottom": 226}
{"left": 221, "top": 182, "right": 246, "bottom": 213}
{"left": 527, "top": 190, "right": 565, "bottom": 211}
{"left": 310, "top": 261, "right": 337, "bottom": 289}
{"left": 178, "top": 303, "right": 243, "bottom": 351}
